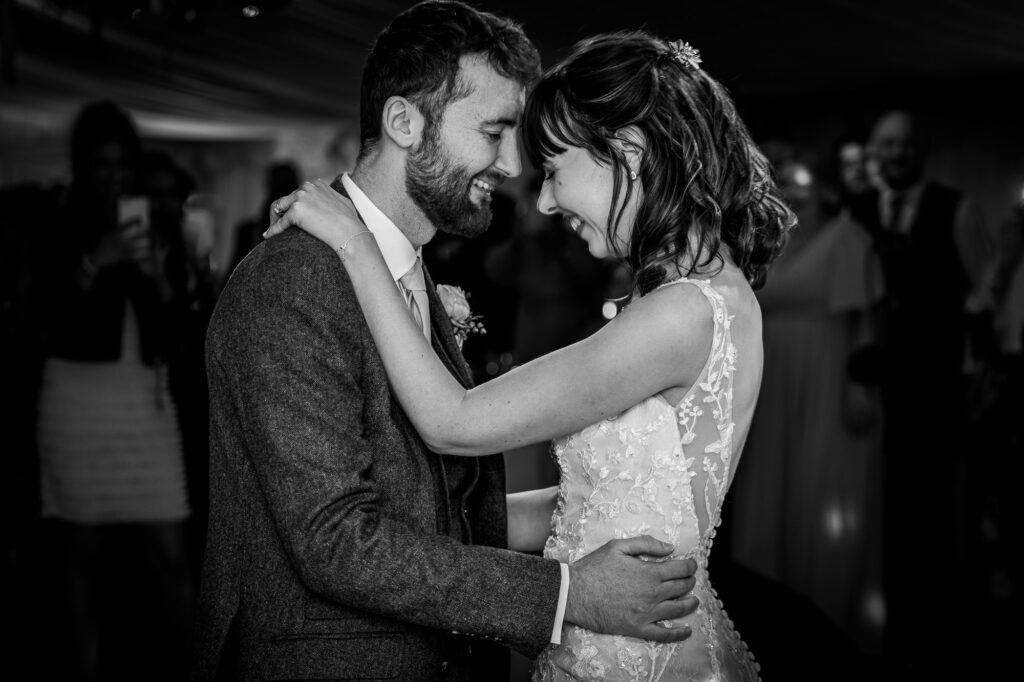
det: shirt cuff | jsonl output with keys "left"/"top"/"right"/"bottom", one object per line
{"left": 550, "top": 562, "right": 570, "bottom": 644}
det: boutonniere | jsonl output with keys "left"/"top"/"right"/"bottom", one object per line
{"left": 436, "top": 284, "right": 485, "bottom": 350}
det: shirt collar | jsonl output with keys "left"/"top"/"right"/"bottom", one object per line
{"left": 341, "top": 173, "right": 419, "bottom": 282}
{"left": 880, "top": 179, "right": 924, "bottom": 204}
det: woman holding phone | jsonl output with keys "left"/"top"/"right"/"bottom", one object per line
{"left": 35, "top": 100, "right": 195, "bottom": 681}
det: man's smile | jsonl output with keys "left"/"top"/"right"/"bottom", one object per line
{"left": 471, "top": 176, "right": 497, "bottom": 202}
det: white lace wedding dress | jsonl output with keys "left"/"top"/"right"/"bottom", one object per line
{"left": 534, "top": 277, "right": 762, "bottom": 681}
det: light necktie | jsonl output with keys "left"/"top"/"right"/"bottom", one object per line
{"left": 399, "top": 256, "right": 431, "bottom": 342}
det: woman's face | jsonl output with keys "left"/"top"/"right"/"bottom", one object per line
{"left": 89, "top": 141, "right": 134, "bottom": 202}
{"left": 838, "top": 142, "right": 868, "bottom": 194}
{"left": 536, "top": 143, "right": 639, "bottom": 259}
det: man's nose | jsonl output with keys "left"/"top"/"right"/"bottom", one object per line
{"left": 493, "top": 133, "right": 522, "bottom": 179}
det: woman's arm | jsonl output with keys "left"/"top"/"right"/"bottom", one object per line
{"left": 266, "top": 180, "right": 712, "bottom": 456}
{"left": 507, "top": 486, "right": 558, "bottom": 552}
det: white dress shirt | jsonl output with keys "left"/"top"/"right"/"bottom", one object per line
{"left": 341, "top": 173, "right": 422, "bottom": 291}
{"left": 340, "top": 174, "right": 570, "bottom": 644}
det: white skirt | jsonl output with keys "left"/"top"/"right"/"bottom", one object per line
{"left": 37, "top": 304, "right": 189, "bottom": 524}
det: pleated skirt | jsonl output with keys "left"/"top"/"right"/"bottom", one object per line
{"left": 37, "top": 305, "right": 189, "bottom": 524}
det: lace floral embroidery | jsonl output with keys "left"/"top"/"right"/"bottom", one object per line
{"left": 538, "top": 277, "right": 759, "bottom": 682}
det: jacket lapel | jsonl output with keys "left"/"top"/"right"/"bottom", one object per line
{"left": 424, "top": 266, "right": 474, "bottom": 389}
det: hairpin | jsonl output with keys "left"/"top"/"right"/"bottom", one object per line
{"left": 667, "top": 40, "right": 702, "bottom": 71}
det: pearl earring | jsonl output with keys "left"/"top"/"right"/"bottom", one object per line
{"left": 629, "top": 170, "right": 637, "bottom": 181}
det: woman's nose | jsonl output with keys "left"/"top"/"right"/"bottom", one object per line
{"left": 536, "top": 180, "right": 557, "bottom": 215}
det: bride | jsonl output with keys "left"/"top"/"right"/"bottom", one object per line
{"left": 266, "top": 30, "right": 793, "bottom": 682}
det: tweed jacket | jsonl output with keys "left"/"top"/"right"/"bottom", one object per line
{"left": 193, "top": 215, "right": 562, "bottom": 680}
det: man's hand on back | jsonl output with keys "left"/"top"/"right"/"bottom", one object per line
{"left": 565, "top": 535, "right": 699, "bottom": 643}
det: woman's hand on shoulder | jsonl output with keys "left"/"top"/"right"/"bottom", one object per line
{"left": 263, "top": 179, "right": 364, "bottom": 251}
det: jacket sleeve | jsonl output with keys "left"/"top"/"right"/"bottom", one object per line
{"left": 211, "top": 235, "right": 561, "bottom": 657}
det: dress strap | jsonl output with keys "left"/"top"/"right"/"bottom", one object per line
{"left": 654, "top": 277, "right": 730, "bottom": 391}
{"left": 657, "top": 276, "right": 738, "bottom": 539}
{"left": 655, "top": 277, "right": 727, "bottom": 327}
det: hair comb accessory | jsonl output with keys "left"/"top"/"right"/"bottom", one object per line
{"left": 667, "top": 40, "right": 702, "bottom": 70}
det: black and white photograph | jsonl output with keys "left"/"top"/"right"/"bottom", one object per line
{"left": 2, "top": 1, "right": 1021, "bottom": 680}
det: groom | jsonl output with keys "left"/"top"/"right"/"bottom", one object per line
{"left": 194, "top": 2, "right": 698, "bottom": 680}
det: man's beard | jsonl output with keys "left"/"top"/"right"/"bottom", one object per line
{"left": 406, "top": 131, "right": 492, "bottom": 238}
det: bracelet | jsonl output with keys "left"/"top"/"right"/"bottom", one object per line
{"left": 337, "top": 230, "right": 375, "bottom": 262}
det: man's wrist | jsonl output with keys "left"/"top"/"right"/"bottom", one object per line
{"left": 563, "top": 562, "right": 582, "bottom": 627}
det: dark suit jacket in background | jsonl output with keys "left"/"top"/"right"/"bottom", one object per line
{"left": 193, "top": 217, "right": 562, "bottom": 680}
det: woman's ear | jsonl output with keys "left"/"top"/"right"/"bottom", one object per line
{"left": 381, "top": 96, "right": 425, "bottom": 150}
{"left": 613, "top": 125, "right": 646, "bottom": 177}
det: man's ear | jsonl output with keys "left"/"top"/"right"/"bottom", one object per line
{"left": 381, "top": 96, "right": 425, "bottom": 150}
{"left": 612, "top": 125, "right": 646, "bottom": 176}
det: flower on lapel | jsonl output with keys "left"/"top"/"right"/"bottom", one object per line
{"left": 436, "top": 284, "right": 485, "bottom": 350}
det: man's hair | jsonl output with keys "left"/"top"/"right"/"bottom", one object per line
{"left": 358, "top": 0, "right": 540, "bottom": 160}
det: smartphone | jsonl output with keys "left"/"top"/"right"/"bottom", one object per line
{"left": 117, "top": 195, "right": 150, "bottom": 231}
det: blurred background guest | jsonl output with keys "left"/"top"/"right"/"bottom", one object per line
{"left": 137, "top": 149, "right": 217, "bottom": 577}
{"left": 725, "top": 139, "right": 886, "bottom": 656}
{"left": 953, "top": 195, "right": 1024, "bottom": 679}
{"left": 847, "top": 108, "right": 994, "bottom": 676}
{"left": 228, "top": 160, "right": 300, "bottom": 276}
{"left": 33, "top": 101, "right": 196, "bottom": 682}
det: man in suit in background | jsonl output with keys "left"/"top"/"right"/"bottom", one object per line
{"left": 862, "top": 109, "right": 993, "bottom": 676}
{"left": 193, "top": 2, "right": 699, "bottom": 680}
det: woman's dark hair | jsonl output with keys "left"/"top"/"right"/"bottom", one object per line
{"left": 523, "top": 31, "right": 795, "bottom": 292}
{"left": 70, "top": 100, "right": 142, "bottom": 182}
{"left": 358, "top": 0, "right": 540, "bottom": 158}
{"left": 66, "top": 100, "right": 142, "bottom": 248}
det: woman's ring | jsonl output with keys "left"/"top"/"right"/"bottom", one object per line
{"left": 273, "top": 203, "right": 286, "bottom": 216}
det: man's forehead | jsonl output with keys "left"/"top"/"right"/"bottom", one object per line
{"left": 453, "top": 54, "right": 526, "bottom": 123}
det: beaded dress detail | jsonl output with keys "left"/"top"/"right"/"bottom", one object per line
{"left": 534, "top": 278, "right": 760, "bottom": 681}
